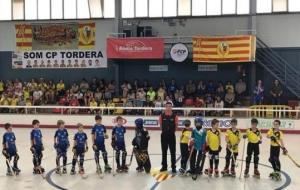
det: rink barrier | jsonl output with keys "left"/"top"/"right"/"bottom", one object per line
{"left": 0, "top": 105, "right": 300, "bottom": 133}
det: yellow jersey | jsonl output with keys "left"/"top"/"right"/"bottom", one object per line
{"left": 0, "top": 98, "right": 9, "bottom": 105}
{"left": 56, "top": 83, "right": 65, "bottom": 91}
{"left": 267, "top": 128, "right": 283, "bottom": 147}
{"left": 180, "top": 128, "right": 191, "bottom": 144}
{"left": 207, "top": 129, "right": 221, "bottom": 151}
{"left": 10, "top": 98, "right": 18, "bottom": 106}
{"left": 225, "top": 128, "right": 241, "bottom": 153}
{"left": 89, "top": 101, "right": 98, "bottom": 107}
{"left": 246, "top": 128, "right": 261, "bottom": 144}
{"left": 23, "top": 90, "right": 30, "bottom": 100}
{"left": 0, "top": 82, "right": 4, "bottom": 92}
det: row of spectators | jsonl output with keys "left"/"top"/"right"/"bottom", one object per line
{"left": 0, "top": 77, "right": 283, "bottom": 113}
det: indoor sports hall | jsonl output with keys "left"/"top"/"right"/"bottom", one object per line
{"left": 0, "top": 0, "right": 300, "bottom": 190}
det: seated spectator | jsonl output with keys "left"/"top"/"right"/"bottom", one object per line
{"left": 205, "top": 94, "right": 214, "bottom": 116}
{"left": 142, "top": 80, "right": 149, "bottom": 92}
{"left": 18, "top": 96, "right": 26, "bottom": 113}
{"left": 235, "top": 78, "right": 246, "bottom": 105}
{"left": 104, "top": 87, "right": 112, "bottom": 100}
{"left": 185, "top": 80, "right": 196, "bottom": 98}
{"left": 136, "top": 88, "right": 146, "bottom": 107}
{"left": 197, "top": 80, "right": 206, "bottom": 96}
{"left": 0, "top": 80, "right": 4, "bottom": 95}
{"left": 56, "top": 79, "right": 65, "bottom": 98}
{"left": 108, "top": 81, "right": 116, "bottom": 97}
{"left": 107, "top": 99, "right": 115, "bottom": 114}
{"left": 123, "top": 98, "right": 133, "bottom": 115}
{"left": 69, "top": 95, "right": 79, "bottom": 114}
{"left": 80, "top": 78, "right": 89, "bottom": 94}
{"left": 94, "top": 88, "right": 103, "bottom": 102}
{"left": 121, "top": 81, "right": 132, "bottom": 98}
{"left": 90, "top": 77, "right": 98, "bottom": 92}
{"left": 225, "top": 81, "right": 234, "bottom": 94}
{"left": 74, "top": 90, "right": 84, "bottom": 106}
{"left": 168, "top": 79, "right": 177, "bottom": 95}
{"left": 163, "top": 96, "right": 173, "bottom": 106}
{"left": 132, "top": 79, "right": 140, "bottom": 91}
{"left": 253, "top": 80, "right": 264, "bottom": 105}
{"left": 89, "top": 97, "right": 98, "bottom": 114}
{"left": 157, "top": 86, "right": 166, "bottom": 101}
{"left": 70, "top": 82, "right": 79, "bottom": 94}
{"left": 10, "top": 95, "right": 18, "bottom": 113}
{"left": 33, "top": 87, "right": 43, "bottom": 105}
{"left": 225, "top": 90, "right": 235, "bottom": 108}
{"left": 270, "top": 79, "right": 283, "bottom": 105}
{"left": 45, "top": 80, "right": 56, "bottom": 104}
{"left": 174, "top": 89, "right": 184, "bottom": 107}
{"left": 153, "top": 96, "right": 163, "bottom": 115}
{"left": 214, "top": 95, "right": 224, "bottom": 116}
{"left": 216, "top": 81, "right": 225, "bottom": 98}
{"left": 147, "top": 87, "right": 156, "bottom": 102}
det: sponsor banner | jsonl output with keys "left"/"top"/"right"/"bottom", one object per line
{"left": 12, "top": 50, "right": 107, "bottom": 69}
{"left": 15, "top": 22, "right": 95, "bottom": 51}
{"left": 107, "top": 38, "right": 164, "bottom": 59}
{"left": 170, "top": 43, "right": 188, "bottom": 62}
{"left": 197, "top": 64, "right": 218, "bottom": 71}
{"left": 193, "top": 35, "right": 256, "bottom": 63}
{"left": 149, "top": 65, "right": 168, "bottom": 72}
{"left": 0, "top": 114, "right": 296, "bottom": 131}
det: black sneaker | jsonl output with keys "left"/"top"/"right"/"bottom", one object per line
{"left": 160, "top": 167, "right": 167, "bottom": 172}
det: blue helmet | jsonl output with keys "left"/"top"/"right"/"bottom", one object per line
{"left": 135, "top": 118, "right": 144, "bottom": 127}
{"left": 194, "top": 117, "right": 203, "bottom": 126}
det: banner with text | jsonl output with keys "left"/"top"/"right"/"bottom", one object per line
{"left": 193, "top": 35, "right": 256, "bottom": 63}
{"left": 107, "top": 38, "right": 164, "bottom": 59}
{"left": 15, "top": 22, "right": 95, "bottom": 51}
{"left": 12, "top": 50, "right": 107, "bottom": 69}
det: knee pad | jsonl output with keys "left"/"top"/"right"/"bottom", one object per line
{"left": 215, "top": 155, "right": 219, "bottom": 160}
{"left": 79, "top": 154, "right": 84, "bottom": 165}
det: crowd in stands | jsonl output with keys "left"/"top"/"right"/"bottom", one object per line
{"left": 0, "top": 77, "right": 283, "bottom": 115}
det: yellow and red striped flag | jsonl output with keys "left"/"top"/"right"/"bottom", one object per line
{"left": 193, "top": 35, "right": 256, "bottom": 63}
{"left": 15, "top": 24, "right": 32, "bottom": 51}
{"left": 78, "top": 22, "right": 96, "bottom": 49}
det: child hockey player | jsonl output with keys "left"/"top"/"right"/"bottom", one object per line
{"left": 179, "top": 119, "right": 192, "bottom": 175}
{"left": 132, "top": 118, "right": 151, "bottom": 173}
{"left": 30, "top": 119, "right": 45, "bottom": 174}
{"left": 205, "top": 119, "right": 222, "bottom": 177}
{"left": 221, "top": 118, "right": 241, "bottom": 177}
{"left": 243, "top": 118, "right": 262, "bottom": 178}
{"left": 267, "top": 119, "right": 287, "bottom": 181}
{"left": 2, "top": 123, "right": 21, "bottom": 176}
{"left": 91, "top": 115, "right": 112, "bottom": 174}
{"left": 112, "top": 116, "right": 128, "bottom": 173}
{"left": 70, "top": 123, "right": 88, "bottom": 175}
{"left": 189, "top": 117, "right": 207, "bottom": 180}
{"left": 54, "top": 120, "right": 69, "bottom": 174}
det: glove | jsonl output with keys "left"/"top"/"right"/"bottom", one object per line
{"left": 282, "top": 147, "right": 288, "bottom": 155}
{"left": 2, "top": 149, "right": 10, "bottom": 159}
{"left": 104, "top": 134, "right": 109, "bottom": 139}
{"left": 243, "top": 134, "right": 247, "bottom": 139}
{"left": 218, "top": 146, "right": 222, "bottom": 152}
{"left": 72, "top": 146, "right": 76, "bottom": 154}
{"left": 85, "top": 146, "right": 89, "bottom": 152}
{"left": 232, "top": 144, "right": 238, "bottom": 150}
{"left": 93, "top": 144, "right": 98, "bottom": 151}
{"left": 30, "top": 146, "right": 35, "bottom": 154}
{"left": 270, "top": 136, "right": 276, "bottom": 142}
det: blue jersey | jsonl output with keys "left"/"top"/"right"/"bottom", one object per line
{"left": 31, "top": 129, "right": 43, "bottom": 146}
{"left": 2, "top": 132, "right": 17, "bottom": 152}
{"left": 112, "top": 125, "right": 126, "bottom": 145}
{"left": 54, "top": 129, "right": 69, "bottom": 148}
{"left": 192, "top": 128, "right": 207, "bottom": 151}
{"left": 74, "top": 132, "right": 87, "bottom": 149}
{"left": 91, "top": 124, "right": 106, "bottom": 145}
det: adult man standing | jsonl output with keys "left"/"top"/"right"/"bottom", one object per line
{"left": 159, "top": 102, "right": 178, "bottom": 173}
{"left": 270, "top": 80, "right": 283, "bottom": 105}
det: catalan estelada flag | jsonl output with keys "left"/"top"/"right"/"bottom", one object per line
{"left": 193, "top": 35, "right": 256, "bottom": 63}
{"left": 15, "top": 24, "right": 32, "bottom": 51}
{"left": 78, "top": 22, "right": 96, "bottom": 49}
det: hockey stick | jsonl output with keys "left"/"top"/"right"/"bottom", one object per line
{"left": 229, "top": 147, "right": 239, "bottom": 168}
{"left": 96, "top": 162, "right": 104, "bottom": 179}
{"left": 275, "top": 139, "right": 300, "bottom": 168}
{"left": 239, "top": 138, "right": 246, "bottom": 179}
{"left": 112, "top": 149, "right": 116, "bottom": 176}
{"left": 126, "top": 148, "right": 134, "bottom": 167}
{"left": 77, "top": 156, "right": 88, "bottom": 179}
{"left": 33, "top": 154, "right": 46, "bottom": 179}
{"left": 184, "top": 147, "right": 194, "bottom": 176}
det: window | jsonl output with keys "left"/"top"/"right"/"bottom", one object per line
{"left": 38, "top": 0, "right": 50, "bottom": 19}
{"left": 0, "top": 0, "right": 12, "bottom": 20}
{"left": 178, "top": 0, "right": 191, "bottom": 16}
{"left": 273, "top": 0, "right": 287, "bottom": 12}
{"left": 207, "top": 0, "right": 221, "bottom": 15}
{"left": 237, "top": 0, "right": 249, "bottom": 14}
{"left": 257, "top": 0, "right": 272, "bottom": 13}
{"left": 89, "top": 0, "right": 103, "bottom": 18}
{"left": 64, "top": 0, "right": 76, "bottom": 19}
{"left": 135, "top": 0, "right": 148, "bottom": 17}
{"left": 163, "top": 0, "right": 177, "bottom": 17}
{"left": 289, "top": 0, "right": 300, "bottom": 12}
{"left": 122, "top": 0, "right": 135, "bottom": 18}
{"left": 51, "top": 0, "right": 63, "bottom": 19}
{"left": 77, "top": 0, "right": 90, "bottom": 18}
{"left": 192, "top": 0, "right": 206, "bottom": 16}
{"left": 222, "top": 0, "right": 236, "bottom": 14}
{"left": 25, "top": 0, "right": 37, "bottom": 20}
{"left": 104, "top": 0, "right": 115, "bottom": 18}
{"left": 149, "top": 0, "right": 162, "bottom": 17}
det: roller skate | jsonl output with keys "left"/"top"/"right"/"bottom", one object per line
{"left": 230, "top": 168, "right": 236, "bottom": 178}
{"left": 96, "top": 165, "right": 102, "bottom": 174}
{"left": 214, "top": 168, "right": 219, "bottom": 177}
{"left": 62, "top": 167, "right": 67, "bottom": 174}
{"left": 70, "top": 167, "right": 76, "bottom": 175}
{"left": 12, "top": 166, "right": 21, "bottom": 175}
{"left": 6, "top": 169, "right": 13, "bottom": 176}
{"left": 253, "top": 169, "right": 260, "bottom": 179}
{"left": 136, "top": 166, "right": 144, "bottom": 173}
{"left": 204, "top": 168, "right": 213, "bottom": 177}
{"left": 79, "top": 167, "right": 88, "bottom": 179}
{"left": 179, "top": 168, "right": 186, "bottom": 176}
{"left": 122, "top": 165, "right": 129, "bottom": 173}
{"left": 270, "top": 171, "right": 281, "bottom": 181}
{"left": 79, "top": 167, "right": 85, "bottom": 175}
{"left": 116, "top": 166, "right": 123, "bottom": 173}
{"left": 55, "top": 167, "right": 61, "bottom": 175}
{"left": 244, "top": 168, "right": 250, "bottom": 178}
{"left": 221, "top": 168, "right": 230, "bottom": 177}
{"left": 104, "top": 164, "right": 112, "bottom": 173}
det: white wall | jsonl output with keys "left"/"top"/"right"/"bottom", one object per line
{"left": 0, "top": 19, "right": 116, "bottom": 51}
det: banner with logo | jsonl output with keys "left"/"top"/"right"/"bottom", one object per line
{"left": 170, "top": 43, "right": 188, "bottom": 62}
{"left": 107, "top": 38, "right": 164, "bottom": 59}
{"left": 15, "top": 22, "right": 95, "bottom": 51}
{"left": 193, "top": 35, "right": 256, "bottom": 63}
{"left": 11, "top": 50, "right": 107, "bottom": 69}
